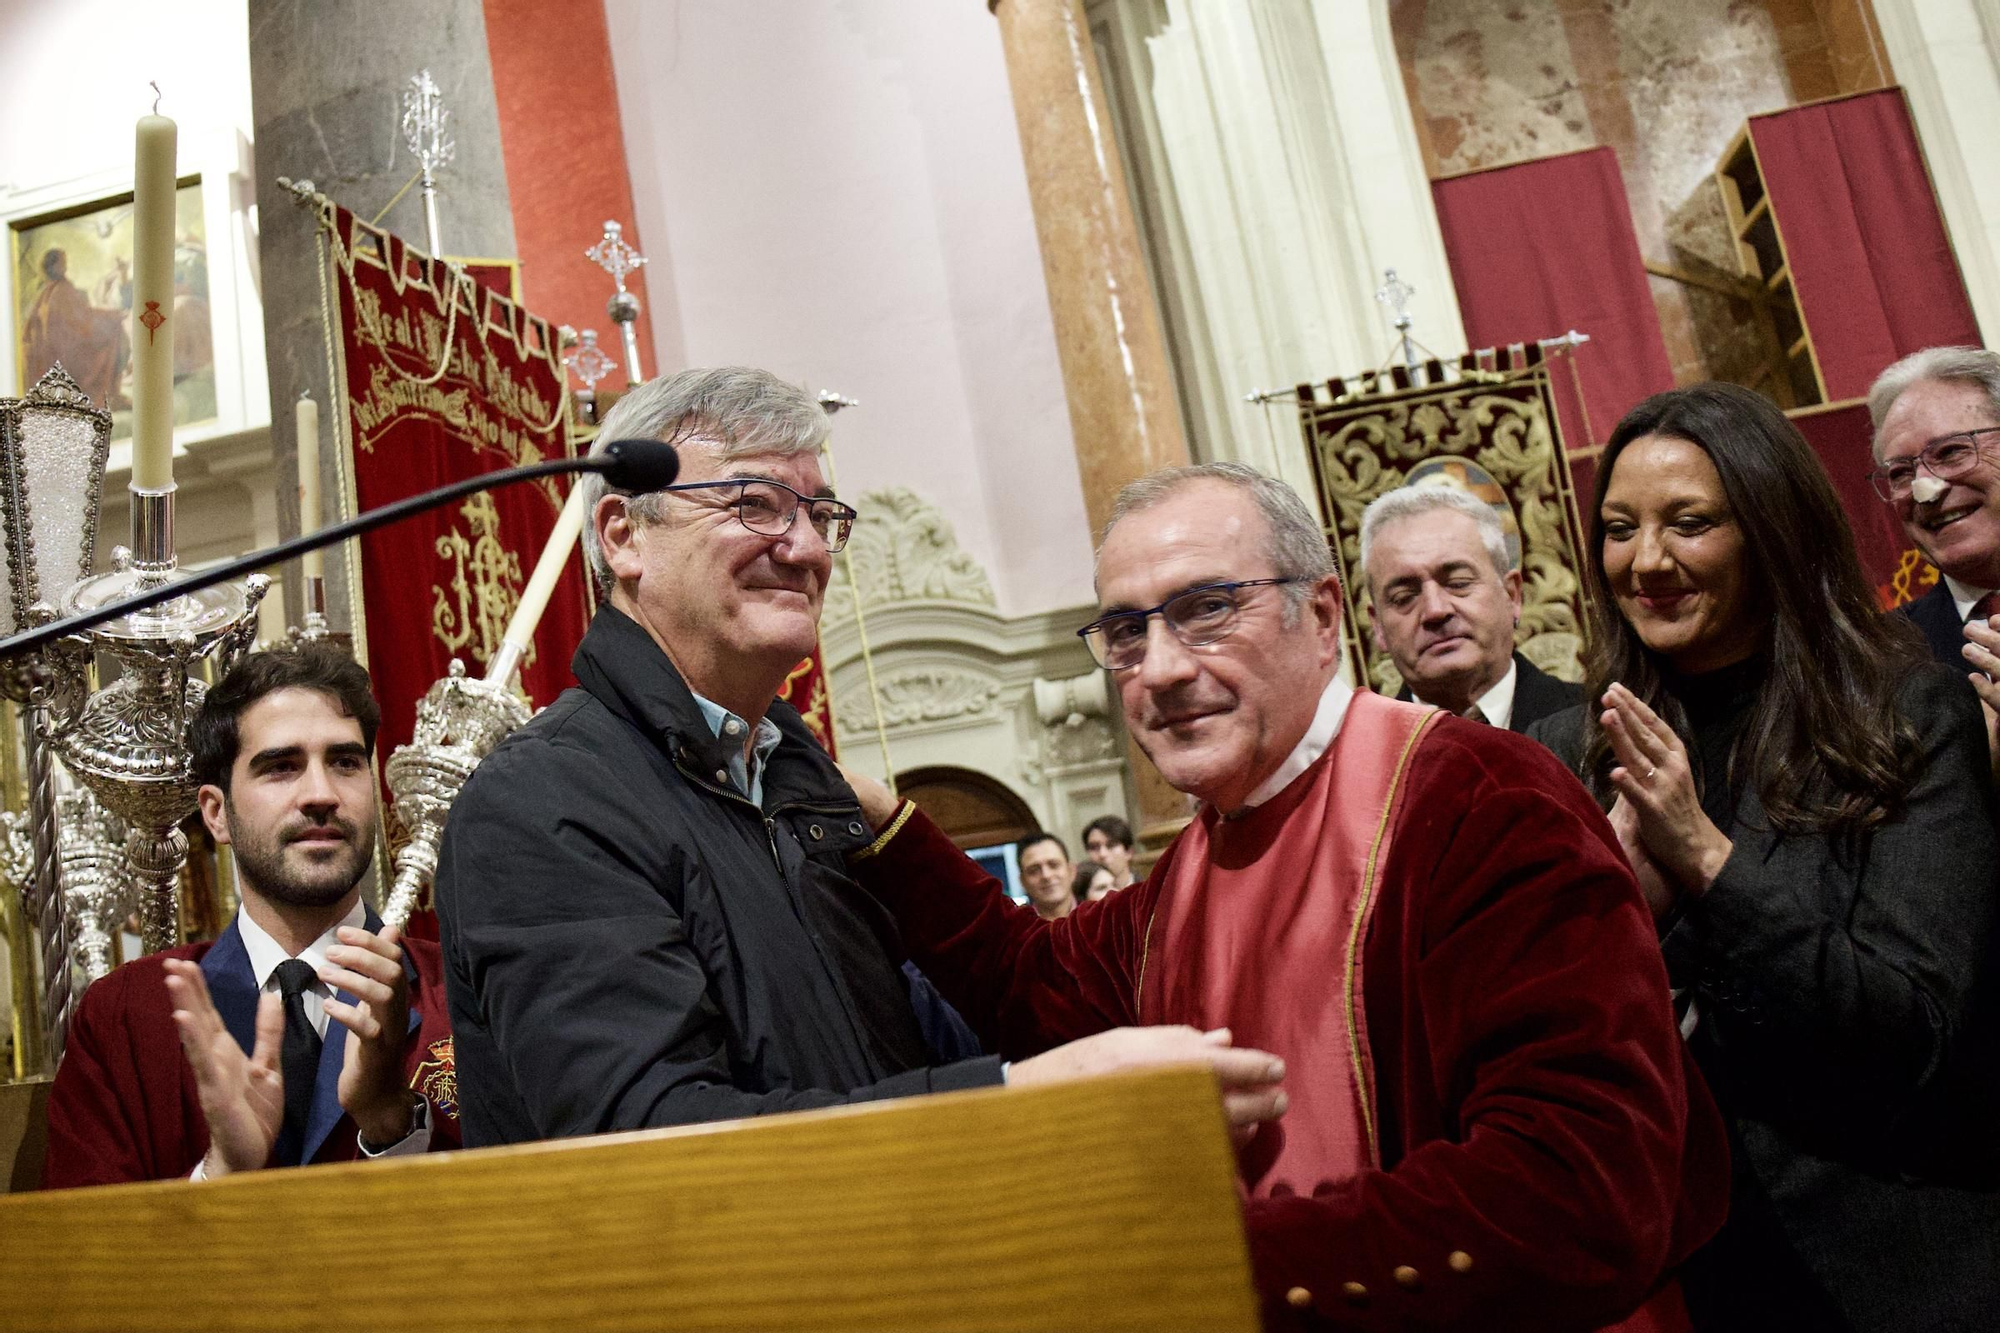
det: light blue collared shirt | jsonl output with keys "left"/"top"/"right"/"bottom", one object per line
{"left": 690, "top": 691, "right": 784, "bottom": 806}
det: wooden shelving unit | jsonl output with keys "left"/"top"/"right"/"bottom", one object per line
{"left": 1716, "top": 126, "right": 1828, "bottom": 409}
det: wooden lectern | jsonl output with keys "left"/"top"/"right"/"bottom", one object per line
{"left": 0, "top": 1067, "right": 1258, "bottom": 1331}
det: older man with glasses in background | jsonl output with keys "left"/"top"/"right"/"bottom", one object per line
{"left": 1869, "top": 347, "right": 2000, "bottom": 776}
{"left": 842, "top": 461, "right": 1726, "bottom": 1331}
{"left": 435, "top": 368, "right": 1288, "bottom": 1152}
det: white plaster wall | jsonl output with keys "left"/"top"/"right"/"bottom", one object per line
{"left": 0, "top": 0, "right": 252, "bottom": 192}
{"left": 603, "top": 0, "right": 1096, "bottom": 617}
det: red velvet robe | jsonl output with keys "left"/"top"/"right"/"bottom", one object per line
{"left": 41, "top": 927, "right": 460, "bottom": 1189}
{"left": 853, "top": 705, "right": 1728, "bottom": 1331}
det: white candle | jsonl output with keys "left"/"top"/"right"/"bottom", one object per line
{"left": 501, "top": 486, "right": 586, "bottom": 655}
{"left": 296, "top": 394, "right": 323, "bottom": 579}
{"left": 129, "top": 109, "right": 177, "bottom": 492}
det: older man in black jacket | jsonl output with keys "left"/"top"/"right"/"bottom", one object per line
{"left": 434, "top": 367, "right": 1284, "bottom": 1146}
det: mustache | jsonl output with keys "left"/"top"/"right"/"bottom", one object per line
{"left": 283, "top": 815, "right": 358, "bottom": 844}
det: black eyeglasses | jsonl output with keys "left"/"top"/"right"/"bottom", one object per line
{"left": 1077, "top": 578, "right": 1301, "bottom": 671}
{"left": 654, "top": 478, "right": 859, "bottom": 552}
{"left": 1867, "top": 425, "right": 2000, "bottom": 502}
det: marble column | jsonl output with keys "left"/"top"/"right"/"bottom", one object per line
{"left": 248, "top": 0, "right": 519, "bottom": 636}
{"left": 987, "top": 0, "right": 1193, "bottom": 854}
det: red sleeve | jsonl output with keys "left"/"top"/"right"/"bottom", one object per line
{"left": 41, "top": 962, "right": 200, "bottom": 1188}
{"left": 849, "top": 804, "right": 1151, "bottom": 1060}
{"left": 1244, "top": 734, "right": 1727, "bottom": 1331}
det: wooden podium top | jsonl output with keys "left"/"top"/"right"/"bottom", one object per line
{"left": 0, "top": 1066, "right": 1258, "bottom": 1331}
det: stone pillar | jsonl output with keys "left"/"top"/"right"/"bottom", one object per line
{"left": 987, "top": 0, "right": 1193, "bottom": 854}
{"left": 248, "top": 0, "right": 519, "bottom": 634}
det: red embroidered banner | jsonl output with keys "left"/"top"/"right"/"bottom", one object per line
{"left": 778, "top": 646, "right": 838, "bottom": 758}
{"left": 322, "top": 203, "right": 588, "bottom": 764}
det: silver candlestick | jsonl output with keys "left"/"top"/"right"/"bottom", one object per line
{"left": 49, "top": 487, "right": 268, "bottom": 955}
{"left": 54, "top": 780, "right": 131, "bottom": 983}
{"left": 381, "top": 659, "right": 531, "bottom": 930}
{"left": 586, "top": 220, "right": 647, "bottom": 386}
{"left": 401, "top": 69, "right": 455, "bottom": 258}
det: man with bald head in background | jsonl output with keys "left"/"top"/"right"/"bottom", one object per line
{"left": 845, "top": 461, "right": 1725, "bottom": 1331}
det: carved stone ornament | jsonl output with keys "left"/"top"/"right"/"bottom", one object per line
{"left": 833, "top": 667, "right": 1002, "bottom": 738}
{"left": 824, "top": 488, "right": 997, "bottom": 619}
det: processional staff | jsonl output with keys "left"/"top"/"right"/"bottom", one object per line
{"left": 587, "top": 221, "right": 648, "bottom": 387}
{"left": 401, "top": 69, "right": 455, "bottom": 259}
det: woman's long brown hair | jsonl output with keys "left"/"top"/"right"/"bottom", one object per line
{"left": 1579, "top": 383, "right": 1927, "bottom": 834}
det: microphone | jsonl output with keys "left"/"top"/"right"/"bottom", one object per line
{"left": 0, "top": 439, "right": 680, "bottom": 662}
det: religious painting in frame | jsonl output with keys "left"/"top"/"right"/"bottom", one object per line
{"left": 1297, "top": 355, "right": 1592, "bottom": 697}
{"left": 9, "top": 178, "right": 216, "bottom": 439}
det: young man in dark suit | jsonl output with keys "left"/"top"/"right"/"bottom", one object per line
{"left": 41, "top": 649, "right": 458, "bottom": 1188}
{"left": 1360, "top": 483, "right": 1583, "bottom": 732}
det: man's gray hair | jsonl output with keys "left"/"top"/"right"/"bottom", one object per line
{"left": 1100, "top": 462, "right": 1335, "bottom": 615}
{"left": 1866, "top": 346, "right": 2000, "bottom": 460}
{"left": 579, "top": 367, "right": 828, "bottom": 588}
{"left": 1357, "top": 484, "right": 1513, "bottom": 584}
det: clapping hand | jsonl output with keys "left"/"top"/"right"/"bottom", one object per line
{"left": 1961, "top": 615, "right": 2000, "bottom": 786}
{"left": 1601, "top": 683, "right": 1733, "bottom": 895}
{"left": 322, "top": 924, "right": 421, "bottom": 1148}
{"left": 164, "top": 960, "right": 283, "bottom": 1178}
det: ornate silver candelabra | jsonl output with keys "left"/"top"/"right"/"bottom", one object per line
{"left": 586, "top": 220, "right": 648, "bottom": 386}
{"left": 381, "top": 658, "right": 531, "bottom": 929}
{"left": 50, "top": 493, "right": 268, "bottom": 955}
{"left": 401, "top": 69, "right": 455, "bottom": 258}
{"left": 54, "top": 781, "right": 132, "bottom": 983}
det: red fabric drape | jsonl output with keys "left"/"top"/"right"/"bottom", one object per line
{"left": 1788, "top": 401, "right": 1931, "bottom": 606}
{"left": 1433, "top": 147, "right": 1675, "bottom": 455}
{"left": 1750, "top": 89, "right": 1981, "bottom": 402}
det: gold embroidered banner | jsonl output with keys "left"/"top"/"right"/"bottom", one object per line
{"left": 776, "top": 647, "right": 837, "bottom": 757}
{"left": 321, "top": 203, "right": 586, "bottom": 763}
{"left": 1296, "top": 355, "right": 1591, "bottom": 694}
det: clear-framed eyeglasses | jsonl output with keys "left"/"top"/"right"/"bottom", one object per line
{"left": 655, "top": 478, "right": 859, "bottom": 552}
{"left": 1077, "top": 578, "right": 1301, "bottom": 671}
{"left": 1867, "top": 425, "right": 2000, "bottom": 502}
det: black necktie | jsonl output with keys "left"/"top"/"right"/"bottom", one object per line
{"left": 273, "top": 958, "right": 323, "bottom": 1166}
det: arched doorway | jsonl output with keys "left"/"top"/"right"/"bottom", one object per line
{"left": 895, "top": 765, "right": 1040, "bottom": 851}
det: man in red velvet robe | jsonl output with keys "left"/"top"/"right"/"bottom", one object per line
{"left": 42, "top": 649, "right": 458, "bottom": 1188}
{"left": 846, "top": 464, "right": 1728, "bottom": 1332}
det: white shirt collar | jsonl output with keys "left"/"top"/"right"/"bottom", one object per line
{"left": 235, "top": 898, "right": 366, "bottom": 1038}
{"left": 1472, "top": 656, "right": 1519, "bottom": 730}
{"left": 1239, "top": 673, "right": 1353, "bottom": 810}
{"left": 1943, "top": 572, "right": 1997, "bottom": 624}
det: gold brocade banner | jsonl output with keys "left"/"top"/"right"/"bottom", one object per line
{"left": 1297, "top": 355, "right": 1591, "bottom": 695}
{"left": 777, "top": 646, "right": 838, "bottom": 758}
{"left": 320, "top": 202, "right": 587, "bottom": 765}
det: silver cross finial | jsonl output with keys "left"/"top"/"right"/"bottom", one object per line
{"left": 586, "top": 220, "right": 647, "bottom": 293}
{"left": 566, "top": 330, "right": 616, "bottom": 393}
{"left": 1375, "top": 269, "right": 1416, "bottom": 331}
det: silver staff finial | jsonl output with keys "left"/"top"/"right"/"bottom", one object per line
{"left": 1375, "top": 269, "right": 1421, "bottom": 376}
{"left": 817, "top": 390, "right": 859, "bottom": 414}
{"left": 587, "top": 220, "right": 649, "bottom": 386}
{"left": 401, "top": 69, "right": 455, "bottom": 256}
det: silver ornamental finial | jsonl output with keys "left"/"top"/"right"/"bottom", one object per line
{"left": 1375, "top": 268, "right": 1421, "bottom": 376}
{"left": 817, "top": 390, "right": 859, "bottom": 414}
{"left": 401, "top": 69, "right": 455, "bottom": 256}
{"left": 586, "top": 220, "right": 647, "bottom": 292}
{"left": 587, "top": 220, "right": 648, "bottom": 386}
{"left": 401, "top": 70, "right": 456, "bottom": 175}
{"left": 566, "top": 330, "right": 616, "bottom": 394}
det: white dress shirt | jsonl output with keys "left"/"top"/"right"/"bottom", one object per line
{"left": 1944, "top": 572, "right": 1998, "bottom": 624}
{"left": 1468, "top": 657, "right": 1520, "bottom": 731}
{"left": 1240, "top": 674, "right": 1355, "bottom": 811}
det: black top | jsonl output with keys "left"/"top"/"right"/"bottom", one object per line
{"left": 435, "top": 606, "right": 1002, "bottom": 1148}
{"left": 1531, "top": 663, "right": 2000, "bottom": 1332}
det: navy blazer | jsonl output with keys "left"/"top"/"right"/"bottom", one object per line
{"left": 1901, "top": 581, "right": 1968, "bottom": 666}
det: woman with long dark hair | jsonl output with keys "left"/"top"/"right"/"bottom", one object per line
{"left": 1530, "top": 382, "right": 2000, "bottom": 1332}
